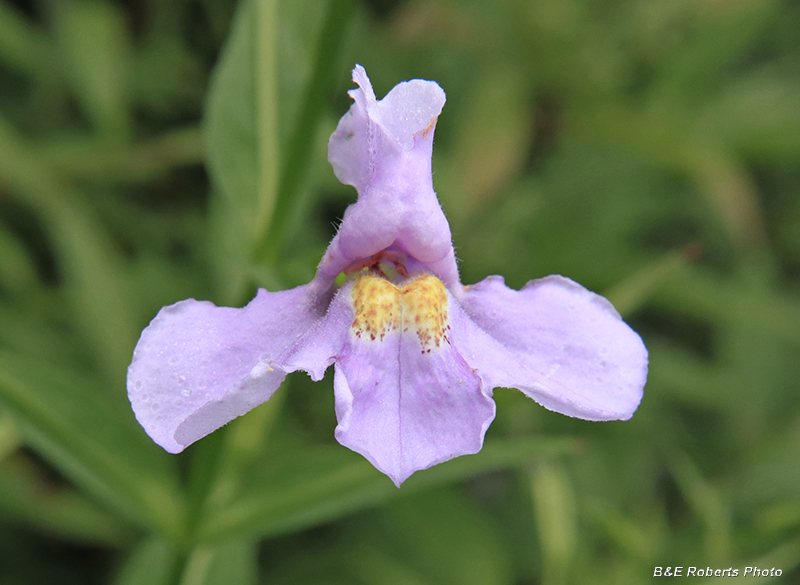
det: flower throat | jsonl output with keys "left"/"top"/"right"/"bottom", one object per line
{"left": 350, "top": 274, "right": 450, "bottom": 353}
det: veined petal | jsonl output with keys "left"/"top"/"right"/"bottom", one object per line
{"left": 319, "top": 65, "right": 459, "bottom": 288}
{"left": 453, "top": 275, "right": 647, "bottom": 421}
{"left": 329, "top": 275, "right": 495, "bottom": 486}
{"left": 127, "top": 284, "right": 326, "bottom": 453}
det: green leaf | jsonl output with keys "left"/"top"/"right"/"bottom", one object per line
{"left": 0, "top": 225, "right": 38, "bottom": 297}
{"left": 36, "top": 127, "right": 205, "bottom": 182}
{"left": 530, "top": 462, "right": 577, "bottom": 585}
{"left": 697, "top": 73, "right": 800, "bottom": 162}
{"left": 0, "top": 0, "right": 54, "bottom": 81}
{"left": 731, "top": 413, "right": 800, "bottom": 511}
{"left": 648, "top": 0, "right": 780, "bottom": 106}
{"left": 118, "top": 537, "right": 258, "bottom": 585}
{"left": 0, "top": 410, "right": 17, "bottom": 462}
{"left": 114, "top": 538, "right": 180, "bottom": 585}
{"left": 647, "top": 341, "right": 731, "bottom": 409}
{"left": 0, "top": 351, "right": 184, "bottom": 538}
{"left": 668, "top": 452, "right": 731, "bottom": 565}
{"left": 197, "top": 436, "right": 579, "bottom": 543}
{"left": 51, "top": 0, "right": 133, "bottom": 140}
{"left": 652, "top": 265, "right": 800, "bottom": 345}
{"left": 342, "top": 547, "right": 431, "bottom": 585}
{"left": 0, "top": 117, "right": 139, "bottom": 385}
{"left": 0, "top": 300, "right": 81, "bottom": 371}
{"left": 603, "top": 248, "right": 693, "bottom": 317}
{"left": 255, "top": 0, "right": 355, "bottom": 264}
{"left": 437, "top": 64, "right": 530, "bottom": 226}
{"left": 205, "top": 0, "right": 354, "bottom": 286}
{"left": 187, "top": 392, "right": 287, "bottom": 532}
{"left": 178, "top": 538, "right": 258, "bottom": 585}
{"left": 204, "top": 0, "right": 273, "bottom": 254}
{"left": 204, "top": 0, "right": 275, "bottom": 303}
{"left": 373, "top": 488, "right": 513, "bottom": 585}
{"left": 0, "top": 453, "right": 131, "bottom": 546}
{"left": 585, "top": 500, "right": 661, "bottom": 562}
{"left": 701, "top": 537, "right": 800, "bottom": 585}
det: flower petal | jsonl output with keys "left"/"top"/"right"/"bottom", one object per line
{"left": 319, "top": 65, "right": 459, "bottom": 288}
{"left": 280, "top": 285, "right": 355, "bottom": 382}
{"left": 326, "top": 275, "right": 495, "bottom": 486}
{"left": 453, "top": 275, "right": 647, "bottom": 421}
{"left": 334, "top": 337, "right": 494, "bottom": 487}
{"left": 327, "top": 64, "right": 446, "bottom": 191}
{"left": 127, "top": 285, "right": 326, "bottom": 453}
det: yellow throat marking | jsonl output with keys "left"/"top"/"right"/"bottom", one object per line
{"left": 350, "top": 274, "right": 450, "bottom": 352}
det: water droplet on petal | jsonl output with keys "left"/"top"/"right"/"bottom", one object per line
{"left": 181, "top": 389, "right": 191, "bottom": 397}
{"left": 168, "top": 355, "right": 180, "bottom": 365}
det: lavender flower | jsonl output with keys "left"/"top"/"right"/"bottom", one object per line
{"left": 128, "top": 65, "right": 647, "bottom": 486}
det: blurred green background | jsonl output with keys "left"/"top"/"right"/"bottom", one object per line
{"left": 1, "top": 0, "right": 799, "bottom": 583}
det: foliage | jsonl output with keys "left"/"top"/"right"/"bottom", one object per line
{"left": 1, "top": 0, "right": 799, "bottom": 583}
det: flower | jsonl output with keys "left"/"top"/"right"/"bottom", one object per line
{"left": 127, "top": 65, "right": 648, "bottom": 486}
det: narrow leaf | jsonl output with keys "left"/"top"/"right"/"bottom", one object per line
{"left": 52, "top": 0, "right": 133, "bottom": 140}
{"left": 178, "top": 538, "right": 258, "bottom": 585}
{"left": 204, "top": 0, "right": 263, "bottom": 247}
{"left": 0, "top": 351, "right": 184, "bottom": 538}
{"left": 377, "top": 488, "right": 513, "bottom": 585}
{"left": 197, "top": 436, "right": 579, "bottom": 542}
{"left": 114, "top": 538, "right": 181, "bottom": 585}
{"left": 0, "top": 226, "right": 38, "bottom": 296}
{"left": 0, "top": 0, "right": 54, "bottom": 80}
{"left": 256, "top": 0, "right": 355, "bottom": 263}
{"left": 206, "top": 0, "right": 355, "bottom": 274}
{"left": 530, "top": 462, "right": 577, "bottom": 585}
{"left": 0, "top": 117, "right": 139, "bottom": 385}
{"left": 0, "top": 453, "right": 131, "bottom": 546}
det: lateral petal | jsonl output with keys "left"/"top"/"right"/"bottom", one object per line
{"left": 453, "top": 275, "right": 647, "bottom": 421}
{"left": 127, "top": 284, "right": 326, "bottom": 453}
